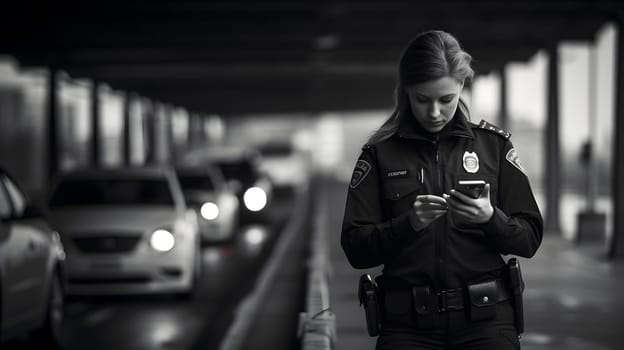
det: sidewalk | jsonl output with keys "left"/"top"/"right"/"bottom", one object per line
{"left": 324, "top": 178, "right": 624, "bottom": 350}
{"left": 325, "top": 179, "right": 379, "bottom": 350}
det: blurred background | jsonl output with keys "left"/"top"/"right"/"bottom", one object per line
{"left": 0, "top": 1, "right": 623, "bottom": 349}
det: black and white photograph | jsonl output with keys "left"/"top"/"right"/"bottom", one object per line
{"left": 1, "top": 1, "right": 623, "bottom": 349}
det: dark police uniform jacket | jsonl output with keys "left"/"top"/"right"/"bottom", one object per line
{"left": 341, "top": 112, "right": 543, "bottom": 290}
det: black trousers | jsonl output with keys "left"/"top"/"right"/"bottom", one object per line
{"left": 375, "top": 301, "right": 520, "bottom": 350}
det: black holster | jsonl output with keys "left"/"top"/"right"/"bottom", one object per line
{"left": 508, "top": 258, "right": 525, "bottom": 335}
{"left": 358, "top": 274, "right": 381, "bottom": 336}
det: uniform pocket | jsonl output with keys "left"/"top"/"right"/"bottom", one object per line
{"left": 467, "top": 280, "right": 498, "bottom": 321}
{"left": 382, "top": 180, "right": 421, "bottom": 218}
{"left": 383, "top": 180, "right": 420, "bottom": 201}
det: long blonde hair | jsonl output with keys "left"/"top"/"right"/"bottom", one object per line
{"left": 368, "top": 30, "right": 474, "bottom": 145}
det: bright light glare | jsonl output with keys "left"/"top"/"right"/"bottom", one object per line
{"left": 204, "top": 248, "right": 222, "bottom": 265}
{"left": 243, "top": 187, "right": 267, "bottom": 212}
{"left": 150, "top": 229, "right": 175, "bottom": 252}
{"left": 244, "top": 227, "right": 266, "bottom": 245}
{"left": 200, "top": 202, "right": 219, "bottom": 220}
{"left": 146, "top": 312, "right": 180, "bottom": 348}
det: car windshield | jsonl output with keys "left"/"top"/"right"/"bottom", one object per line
{"left": 178, "top": 174, "right": 215, "bottom": 191}
{"left": 259, "top": 143, "right": 293, "bottom": 157}
{"left": 216, "top": 160, "right": 258, "bottom": 184}
{"left": 49, "top": 178, "right": 174, "bottom": 207}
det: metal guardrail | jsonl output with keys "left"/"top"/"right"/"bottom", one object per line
{"left": 219, "top": 184, "right": 311, "bottom": 350}
{"left": 298, "top": 184, "right": 336, "bottom": 349}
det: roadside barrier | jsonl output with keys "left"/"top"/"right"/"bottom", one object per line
{"left": 298, "top": 184, "right": 336, "bottom": 349}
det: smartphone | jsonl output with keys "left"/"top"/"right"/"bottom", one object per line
{"left": 455, "top": 180, "right": 486, "bottom": 199}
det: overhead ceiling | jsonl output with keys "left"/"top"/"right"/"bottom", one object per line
{"left": 2, "top": 1, "right": 621, "bottom": 115}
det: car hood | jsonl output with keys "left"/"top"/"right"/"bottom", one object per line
{"left": 47, "top": 207, "right": 181, "bottom": 236}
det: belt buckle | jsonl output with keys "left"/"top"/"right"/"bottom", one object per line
{"left": 437, "top": 288, "right": 461, "bottom": 313}
{"left": 436, "top": 290, "right": 448, "bottom": 313}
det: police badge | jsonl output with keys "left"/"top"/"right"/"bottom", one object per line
{"left": 463, "top": 151, "right": 479, "bottom": 173}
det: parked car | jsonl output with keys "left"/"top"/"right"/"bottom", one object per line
{"left": 0, "top": 166, "right": 66, "bottom": 346}
{"left": 182, "top": 146, "right": 273, "bottom": 223}
{"left": 175, "top": 165, "right": 240, "bottom": 243}
{"left": 46, "top": 166, "right": 200, "bottom": 297}
{"left": 257, "top": 140, "right": 310, "bottom": 190}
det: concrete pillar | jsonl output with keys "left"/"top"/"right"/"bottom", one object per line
{"left": 609, "top": 21, "right": 624, "bottom": 258}
{"left": 165, "top": 104, "right": 175, "bottom": 164}
{"left": 47, "top": 68, "right": 59, "bottom": 182}
{"left": 152, "top": 103, "right": 170, "bottom": 164}
{"left": 90, "top": 81, "right": 101, "bottom": 166}
{"left": 187, "top": 113, "right": 198, "bottom": 148}
{"left": 499, "top": 67, "right": 508, "bottom": 131}
{"left": 576, "top": 42, "right": 607, "bottom": 245}
{"left": 123, "top": 92, "right": 132, "bottom": 166}
{"left": 144, "top": 100, "right": 157, "bottom": 165}
{"left": 200, "top": 115, "right": 208, "bottom": 143}
{"left": 545, "top": 45, "right": 561, "bottom": 234}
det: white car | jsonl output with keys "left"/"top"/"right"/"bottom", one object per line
{"left": 257, "top": 141, "right": 310, "bottom": 189}
{"left": 182, "top": 146, "right": 273, "bottom": 223}
{"left": 46, "top": 167, "right": 200, "bottom": 297}
{"left": 0, "top": 167, "right": 65, "bottom": 346}
{"left": 176, "top": 165, "right": 240, "bottom": 243}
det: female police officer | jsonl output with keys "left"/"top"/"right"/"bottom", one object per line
{"left": 341, "top": 30, "right": 543, "bottom": 349}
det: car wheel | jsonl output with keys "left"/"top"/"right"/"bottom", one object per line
{"left": 33, "top": 271, "right": 64, "bottom": 347}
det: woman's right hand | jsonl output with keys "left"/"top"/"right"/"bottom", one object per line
{"left": 408, "top": 195, "right": 448, "bottom": 231}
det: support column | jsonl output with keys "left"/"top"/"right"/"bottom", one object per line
{"left": 545, "top": 45, "right": 561, "bottom": 234}
{"left": 609, "top": 21, "right": 624, "bottom": 258}
{"left": 90, "top": 81, "right": 101, "bottom": 166}
{"left": 47, "top": 68, "right": 59, "bottom": 182}
{"left": 123, "top": 92, "right": 132, "bottom": 166}
{"left": 499, "top": 67, "right": 508, "bottom": 131}
{"left": 152, "top": 103, "right": 167, "bottom": 164}
{"left": 144, "top": 100, "right": 156, "bottom": 165}
{"left": 576, "top": 41, "right": 607, "bottom": 246}
{"left": 187, "top": 113, "right": 198, "bottom": 149}
{"left": 200, "top": 115, "right": 208, "bottom": 143}
{"left": 165, "top": 104, "right": 175, "bottom": 164}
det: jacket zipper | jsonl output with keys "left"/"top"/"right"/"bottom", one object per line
{"left": 432, "top": 136, "right": 446, "bottom": 290}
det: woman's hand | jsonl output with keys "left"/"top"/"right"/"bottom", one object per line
{"left": 409, "top": 195, "right": 448, "bottom": 231}
{"left": 444, "top": 183, "right": 494, "bottom": 224}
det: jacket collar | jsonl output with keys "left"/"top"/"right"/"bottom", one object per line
{"left": 396, "top": 107, "right": 474, "bottom": 142}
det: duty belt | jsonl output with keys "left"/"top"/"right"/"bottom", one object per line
{"left": 436, "top": 287, "right": 465, "bottom": 313}
{"left": 412, "top": 278, "right": 511, "bottom": 314}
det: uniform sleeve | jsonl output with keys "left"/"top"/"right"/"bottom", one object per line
{"left": 481, "top": 139, "right": 543, "bottom": 257}
{"left": 340, "top": 148, "right": 423, "bottom": 269}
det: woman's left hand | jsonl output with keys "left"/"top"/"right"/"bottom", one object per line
{"left": 443, "top": 183, "right": 494, "bottom": 224}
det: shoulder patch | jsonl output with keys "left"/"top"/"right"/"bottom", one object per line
{"left": 361, "top": 143, "right": 371, "bottom": 150}
{"left": 350, "top": 160, "right": 372, "bottom": 189}
{"left": 506, "top": 148, "right": 527, "bottom": 176}
{"left": 477, "top": 120, "right": 511, "bottom": 139}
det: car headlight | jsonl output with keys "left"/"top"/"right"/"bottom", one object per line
{"left": 150, "top": 229, "right": 175, "bottom": 252}
{"left": 201, "top": 202, "right": 219, "bottom": 220}
{"left": 243, "top": 187, "right": 267, "bottom": 212}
